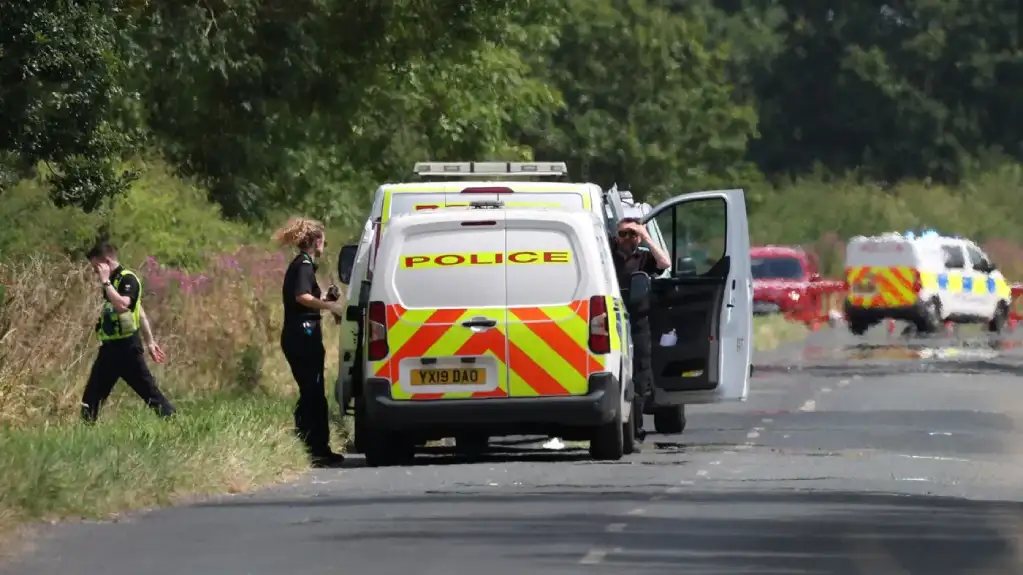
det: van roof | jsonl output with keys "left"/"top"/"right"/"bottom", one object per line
{"left": 379, "top": 181, "right": 596, "bottom": 194}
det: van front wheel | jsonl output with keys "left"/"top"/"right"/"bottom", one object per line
{"left": 590, "top": 409, "right": 625, "bottom": 461}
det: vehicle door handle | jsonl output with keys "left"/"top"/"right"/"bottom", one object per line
{"left": 462, "top": 318, "right": 497, "bottom": 328}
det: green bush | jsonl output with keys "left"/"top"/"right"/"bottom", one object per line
{"left": 0, "top": 159, "right": 258, "bottom": 269}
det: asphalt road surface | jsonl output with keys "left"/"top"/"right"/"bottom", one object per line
{"left": 8, "top": 322, "right": 1023, "bottom": 575}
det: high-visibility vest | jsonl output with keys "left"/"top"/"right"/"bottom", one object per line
{"left": 95, "top": 269, "right": 142, "bottom": 342}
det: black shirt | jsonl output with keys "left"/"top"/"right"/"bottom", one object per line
{"left": 282, "top": 252, "right": 322, "bottom": 325}
{"left": 612, "top": 246, "right": 666, "bottom": 289}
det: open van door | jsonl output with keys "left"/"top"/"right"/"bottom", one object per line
{"left": 639, "top": 189, "right": 752, "bottom": 405}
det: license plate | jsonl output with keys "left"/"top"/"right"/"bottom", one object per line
{"left": 410, "top": 368, "right": 486, "bottom": 385}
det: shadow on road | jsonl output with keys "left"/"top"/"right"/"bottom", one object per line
{"left": 206, "top": 489, "right": 1023, "bottom": 574}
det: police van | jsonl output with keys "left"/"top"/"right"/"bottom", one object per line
{"left": 352, "top": 190, "right": 753, "bottom": 465}
{"left": 844, "top": 230, "right": 1012, "bottom": 335}
{"left": 335, "top": 161, "right": 633, "bottom": 419}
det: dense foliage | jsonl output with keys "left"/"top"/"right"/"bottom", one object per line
{"left": 3, "top": 0, "right": 1022, "bottom": 248}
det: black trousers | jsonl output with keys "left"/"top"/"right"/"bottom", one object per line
{"left": 630, "top": 318, "right": 653, "bottom": 435}
{"left": 281, "top": 320, "right": 332, "bottom": 456}
{"left": 81, "top": 337, "right": 176, "bottom": 422}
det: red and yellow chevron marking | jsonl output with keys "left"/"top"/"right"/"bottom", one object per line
{"left": 845, "top": 265, "right": 918, "bottom": 308}
{"left": 371, "top": 300, "right": 608, "bottom": 401}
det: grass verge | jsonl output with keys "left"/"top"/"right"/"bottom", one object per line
{"left": 0, "top": 394, "right": 338, "bottom": 544}
{"left": 753, "top": 315, "right": 809, "bottom": 351}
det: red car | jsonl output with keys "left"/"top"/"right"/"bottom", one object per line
{"left": 751, "top": 245, "right": 821, "bottom": 315}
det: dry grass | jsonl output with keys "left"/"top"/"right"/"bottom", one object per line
{"left": 0, "top": 249, "right": 342, "bottom": 426}
{"left": 753, "top": 315, "right": 809, "bottom": 350}
{"left": 0, "top": 248, "right": 350, "bottom": 539}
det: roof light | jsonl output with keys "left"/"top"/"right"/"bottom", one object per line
{"left": 413, "top": 161, "right": 568, "bottom": 178}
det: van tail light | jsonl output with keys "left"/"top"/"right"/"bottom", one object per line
{"left": 588, "top": 296, "right": 610, "bottom": 354}
{"left": 367, "top": 301, "right": 389, "bottom": 361}
{"left": 912, "top": 270, "right": 922, "bottom": 293}
{"left": 461, "top": 186, "right": 514, "bottom": 194}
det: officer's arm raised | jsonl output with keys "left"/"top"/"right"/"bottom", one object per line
{"left": 103, "top": 282, "right": 132, "bottom": 312}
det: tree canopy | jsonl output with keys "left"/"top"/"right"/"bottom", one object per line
{"left": 3, "top": 0, "right": 1021, "bottom": 221}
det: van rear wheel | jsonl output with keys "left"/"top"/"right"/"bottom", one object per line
{"left": 622, "top": 398, "right": 639, "bottom": 455}
{"left": 653, "top": 406, "right": 686, "bottom": 434}
{"left": 988, "top": 302, "right": 1009, "bottom": 333}
{"left": 590, "top": 409, "right": 625, "bottom": 461}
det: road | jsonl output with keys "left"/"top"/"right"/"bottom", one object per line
{"left": 7, "top": 324, "right": 1023, "bottom": 574}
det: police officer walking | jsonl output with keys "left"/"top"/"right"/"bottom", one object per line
{"left": 82, "top": 241, "right": 176, "bottom": 422}
{"left": 272, "top": 217, "right": 345, "bottom": 468}
{"left": 612, "top": 217, "right": 670, "bottom": 441}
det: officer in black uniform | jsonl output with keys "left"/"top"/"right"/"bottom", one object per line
{"left": 612, "top": 217, "right": 670, "bottom": 441}
{"left": 82, "top": 241, "right": 176, "bottom": 422}
{"left": 273, "top": 217, "right": 345, "bottom": 468}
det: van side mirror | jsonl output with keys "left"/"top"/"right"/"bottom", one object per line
{"left": 628, "top": 272, "right": 652, "bottom": 310}
{"left": 338, "top": 244, "right": 358, "bottom": 285}
{"left": 675, "top": 256, "right": 697, "bottom": 276}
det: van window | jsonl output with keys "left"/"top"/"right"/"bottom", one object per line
{"left": 391, "top": 228, "right": 506, "bottom": 309}
{"left": 387, "top": 193, "right": 450, "bottom": 219}
{"left": 942, "top": 245, "right": 965, "bottom": 269}
{"left": 506, "top": 227, "right": 582, "bottom": 306}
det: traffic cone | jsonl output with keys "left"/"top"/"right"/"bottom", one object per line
{"left": 887, "top": 319, "right": 896, "bottom": 335}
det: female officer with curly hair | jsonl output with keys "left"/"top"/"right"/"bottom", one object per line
{"left": 272, "top": 217, "right": 345, "bottom": 468}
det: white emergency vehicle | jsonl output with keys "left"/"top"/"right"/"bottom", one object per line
{"left": 844, "top": 230, "right": 1012, "bottom": 335}
{"left": 335, "top": 162, "right": 633, "bottom": 420}
{"left": 348, "top": 187, "right": 752, "bottom": 463}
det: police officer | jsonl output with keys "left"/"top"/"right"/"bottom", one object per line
{"left": 82, "top": 241, "right": 176, "bottom": 422}
{"left": 612, "top": 217, "right": 670, "bottom": 441}
{"left": 272, "top": 217, "right": 345, "bottom": 468}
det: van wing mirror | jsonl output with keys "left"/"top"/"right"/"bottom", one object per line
{"left": 338, "top": 244, "right": 358, "bottom": 285}
{"left": 627, "top": 272, "right": 652, "bottom": 312}
{"left": 675, "top": 256, "right": 697, "bottom": 276}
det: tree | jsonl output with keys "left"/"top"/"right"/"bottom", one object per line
{"left": 0, "top": 0, "right": 138, "bottom": 212}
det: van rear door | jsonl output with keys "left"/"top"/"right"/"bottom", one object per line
{"left": 378, "top": 213, "right": 509, "bottom": 401}
{"left": 504, "top": 218, "right": 592, "bottom": 398}
{"left": 640, "top": 189, "right": 752, "bottom": 405}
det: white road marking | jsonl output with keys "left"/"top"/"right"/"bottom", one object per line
{"left": 579, "top": 549, "right": 607, "bottom": 564}
{"left": 668, "top": 485, "right": 687, "bottom": 491}
{"left": 898, "top": 454, "right": 970, "bottom": 462}
{"left": 838, "top": 379, "right": 850, "bottom": 386}
{"left": 799, "top": 400, "right": 816, "bottom": 412}
{"left": 710, "top": 460, "right": 721, "bottom": 465}
{"left": 626, "top": 507, "right": 647, "bottom": 515}
{"left": 761, "top": 418, "right": 774, "bottom": 423}
{"left": 650, "top": 495, "right": 665, "bottom": 501}
{"left": 747, "top": 431, "right": 760, "bottom": 439}
{"left": 896, "top": 477, "right": 930, "bottom": 482}
{"left": 697, "top": 469, "right": 709, "bottom": 477}
{"left": 821, "top": 387, "right": 832, "bottom": 393}
{"left": 606, "top": 523, "right": 626, "bottom": 533}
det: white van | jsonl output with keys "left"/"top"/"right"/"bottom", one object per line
{"left": 844, "top": 231, "right": 1012, "bottom": 334}
{"left": 335, "top": 162, "right": 631, "bottom": 416}
{"left": 355, "top": 203, "right": 638, "bottom": 465}
{"left": 353, "top": 189, "right": 753, "bottom": 465}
